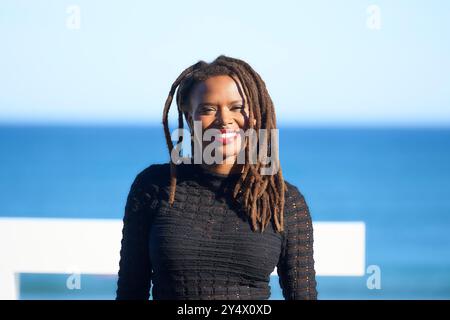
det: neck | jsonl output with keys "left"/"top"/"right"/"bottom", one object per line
{"left": 200, "top": 162, "right": 244, "bottom": 176}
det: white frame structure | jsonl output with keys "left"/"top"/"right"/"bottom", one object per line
{"left": 0, "top": 218, "right": 365, "bottom": 299}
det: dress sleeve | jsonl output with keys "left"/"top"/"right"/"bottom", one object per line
{"left": 276, "top": 184, "right": 318, "bottom": 300}
{"left": 116, "top": 170, "right": 155, "bottom": 300}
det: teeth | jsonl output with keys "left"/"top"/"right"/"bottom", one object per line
{"left": 221, "top": 132, "right": 237, "bottom": 138}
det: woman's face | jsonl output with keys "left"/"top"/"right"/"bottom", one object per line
{"left": 187, "top": 75, "right": 252, "bottom": 163}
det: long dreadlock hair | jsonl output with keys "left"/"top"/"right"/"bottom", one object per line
{"left": 162, "top": 55, "right": 287, "bottom": 233}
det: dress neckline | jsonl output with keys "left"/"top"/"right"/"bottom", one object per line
{"left": 178, "top": 162, "right": 242, "bottom": 194}
{"left": 194, "top": 164, "right": 242, "bottom": 179}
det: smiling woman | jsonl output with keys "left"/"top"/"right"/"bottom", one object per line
{"left": 185, "top": 75, "right": 254, "bottom": 174}
{"left": 116, "top": 55, "right": 317, "bottom": 300}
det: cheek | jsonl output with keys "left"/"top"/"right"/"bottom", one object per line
{"left": 194, "top": 115, "right": 214, "bottom": 130}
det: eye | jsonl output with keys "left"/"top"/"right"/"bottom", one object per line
{"left": 199, "top": 106, "right": 216, "bottom": 114}
{"left": 231, "top": 105, "right": 244, "bottom": 111}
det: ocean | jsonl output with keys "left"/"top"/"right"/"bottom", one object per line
{"left": 1, "top": 125, "right": 449, "bottom": 300}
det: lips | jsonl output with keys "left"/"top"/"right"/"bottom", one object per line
{"left": 212, "top": 129, "right": 239, "bottom": 144}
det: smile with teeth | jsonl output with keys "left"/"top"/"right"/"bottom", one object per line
{"left": 212, "top": 130, "right": 239, "bottom": 144}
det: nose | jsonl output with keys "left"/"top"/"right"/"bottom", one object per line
{"left": 216, "top": 107, "right": 233, "bottom": 127}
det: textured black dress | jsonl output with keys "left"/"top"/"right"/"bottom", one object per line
{"left": 116, "top": 162, "right": 317, "bottom": 300}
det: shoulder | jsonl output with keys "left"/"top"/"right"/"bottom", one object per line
{"left": 131, "top": 162, "right": 171, "bottom": 192}
{"left": 136, "top": 162, "right": 171, "bottom": 181}
{"left": 125, "top": 163, "right": 171, "bottom": 213}
{"left": 281, "top": 179, "right": 313, "bottom": 236}
{"left": 282, "top": 179, "right": 311, "bottom": 217}
{"left": 283, "top": 180, "right": 307, "bottom": 206}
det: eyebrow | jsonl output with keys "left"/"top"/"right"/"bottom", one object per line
{"left": 197, "top": 100, "right": 244, "bottom": 108}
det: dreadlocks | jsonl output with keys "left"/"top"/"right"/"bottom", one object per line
{"left": 161, "top": 55, "right": 287, "bottom": 233}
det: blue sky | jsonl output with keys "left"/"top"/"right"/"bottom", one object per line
{"left": 0, "top": 0, "right": 449, "bottom": 126}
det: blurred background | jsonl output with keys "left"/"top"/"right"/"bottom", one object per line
{"left": 0, "top": 0, "right": 449, "bottom": 299}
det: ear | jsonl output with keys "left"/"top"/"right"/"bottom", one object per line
{"left": 253, "top": 118, "right": 256, "bottom": 126}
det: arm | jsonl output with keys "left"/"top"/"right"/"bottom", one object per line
{"left": 277, "top": 184, "right": 318, "bottom": 300}
{"left": 116, "top": 171, "right": 154, "bottom": 300}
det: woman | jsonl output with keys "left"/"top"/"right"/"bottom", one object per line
{"left": 116, "top": 55, "right": 317, "bottom": 300}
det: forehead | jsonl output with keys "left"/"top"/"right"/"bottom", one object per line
{"left": 190, "top": 75, "right": 245, "bottom": 104}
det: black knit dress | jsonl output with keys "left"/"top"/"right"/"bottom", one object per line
{"left": 116, "top": 162, "right": 317, "bottom": 300}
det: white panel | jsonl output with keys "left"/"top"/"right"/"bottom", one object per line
{"left": 0, "top": 218, "right": 365, "bottom": 299}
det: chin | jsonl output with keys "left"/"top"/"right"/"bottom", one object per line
{"left": 203, "top": 136, "right": 245, "bottom": 164}
{"left": 217, "top": 143, "right": 243, "bottom": 163}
